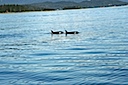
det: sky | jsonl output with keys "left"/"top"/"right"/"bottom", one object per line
{"left": 120, "top": 0, "right": 128, "bottom": 2}
{"left": 0, "top": 0, "right": 84, "bottom": 4}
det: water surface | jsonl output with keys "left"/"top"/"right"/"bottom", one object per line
{"left": 0, "top": 6, "right": 128, "bottom": 85}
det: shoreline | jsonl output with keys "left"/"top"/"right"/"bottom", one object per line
{"left": 0, "top": 4, "right": 128, "bottom": 14}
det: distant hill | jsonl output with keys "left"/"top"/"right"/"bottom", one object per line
{"left": 30, "top": 0, "right": 128, "bottom": 9}
{"left": 0, "top": 0, "right": 83, "bottom": 5}
{"left": 0, "top": 0, "right": 128, "bottom": 13}
{"left": 0, "top": 0, "right": 128, "bottom": 5}
{"left": 30, "top": 1, "right": 78, "bottom": 9}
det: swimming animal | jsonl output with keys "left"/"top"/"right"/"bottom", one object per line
{"left": 51, "top": 30, "right": 64, "bottom": 34}
{"left": 65, "top": 30, "right": 79, "bottom": 34}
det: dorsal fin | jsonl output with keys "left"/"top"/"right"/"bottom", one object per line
{"left": 51, "top": 30, "right": 53, "bottom": 33}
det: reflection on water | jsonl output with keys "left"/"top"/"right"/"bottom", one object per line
{"left": 0, "top": 6, "right": 128, "bottom": 85}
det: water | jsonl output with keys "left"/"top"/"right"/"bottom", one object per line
{"left": 0, "top": 6, "right": 128, "bottom": 85}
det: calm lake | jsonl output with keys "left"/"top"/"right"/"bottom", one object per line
{"left": 0, "top": 6, "right": 128, "bottom": 85}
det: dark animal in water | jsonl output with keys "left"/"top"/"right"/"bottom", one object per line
{"left": 65, "top": 30, "right": 79, "bottom": 34}
{"left": 51, "top": 30, "right": 64, "bottom": 34}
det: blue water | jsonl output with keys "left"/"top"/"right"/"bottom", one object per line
{"left": 0, "top": 6, "right": 128, "bottom": 85}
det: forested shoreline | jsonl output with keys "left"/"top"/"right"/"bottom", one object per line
{"left": 0, "top": 3, "right": 128, "bottom": 13}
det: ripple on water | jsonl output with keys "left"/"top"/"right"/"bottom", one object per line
{"left": 0, "top": 33, "right": 24, "bottom": 39}
{"left": 31, "top": 52, "right": 59, "bottom": 56}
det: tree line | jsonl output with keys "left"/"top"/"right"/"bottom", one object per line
{"left": 0, "top": 4, "right": 56, "bottom": 13}
{"left": 0, "top": 3, "right": 128, "bottom": 13}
